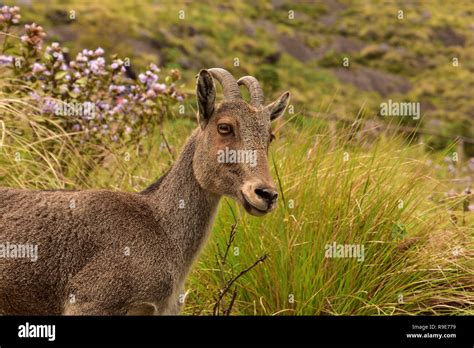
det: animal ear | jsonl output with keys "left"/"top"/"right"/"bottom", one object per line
{"left": 265, "top": 91, "right": 290, "bottom": 121}
{"left": 196, "top": 69, "right": 216, "bottom": 129}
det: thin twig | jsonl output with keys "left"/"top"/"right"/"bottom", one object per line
{"left": 224, "top": 289, "right": 238, "bottom": 316}
{"left": 213, "top": 254, "right": 267, "bottom": 315}
{"left": 214, "top": 223, "right": 237, "bottom": 315}
{"left": 222, "top": 223, "right": 237, "bottom": 266}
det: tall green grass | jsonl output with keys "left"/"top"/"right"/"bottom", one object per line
{"left": 0, "top": 86, "right": 103, "bottom": 189}
{"left": 184, "top": 119, "right": 473, "bottom": 315}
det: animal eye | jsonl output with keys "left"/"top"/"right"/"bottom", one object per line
{"left": 218, "top": 123, "right": 233, "bottom": 135}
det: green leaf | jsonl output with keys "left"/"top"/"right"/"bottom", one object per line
{"left": 68, "top": 90, "right": 79, "bottom": 99}
{"left": 43, "top": 53, "right": 53, "bottom": 62}
{"left": 54, "top": 71, "right": 68, "bottom": 80}
{"left": 75, "top": 77, "right": 88, "bottom": 86}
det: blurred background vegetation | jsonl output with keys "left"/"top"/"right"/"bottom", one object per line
{"left": 12, "top": 0, "right": 474, "bottom": 154}
{"left": 0, "top": 0, "right": 473, "bottom": 315}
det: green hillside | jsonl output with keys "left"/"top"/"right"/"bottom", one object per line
{"left": 12, "top": 0, "right": 474, "bottom": 153}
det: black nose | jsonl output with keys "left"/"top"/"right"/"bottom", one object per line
{"left": 255, "top": 187, "right": 278, "bottom": 204}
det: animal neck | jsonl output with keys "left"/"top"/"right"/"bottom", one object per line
{"left": 143, "top": 129, "right": 221, "bottom": 271}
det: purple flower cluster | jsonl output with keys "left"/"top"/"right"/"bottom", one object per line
{"left": 0, "top": 6, "right": 21, "bottom": 26}
{"left": 70, "top": 47, "right": 108, "bottom": 77}
{"left": 0, "top": 5, "right": 185, "bottom": 145}
{"left": 137, "top": 65, "right": 169, "bottom": 99}
{"left": 0, "top": 54, "right": 13, "bottom": 66}
{"left": 21, "top": 23, "right": 46, "bottom": 51}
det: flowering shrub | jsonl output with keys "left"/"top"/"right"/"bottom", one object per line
{"left": 0, "top": 5, "right": 184, "bottom": 145}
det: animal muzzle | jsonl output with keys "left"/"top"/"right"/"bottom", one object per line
{"left": 240, "top": 180, "right": 278, "bottom": 216}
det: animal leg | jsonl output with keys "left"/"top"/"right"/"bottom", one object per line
{"left": 126, "top": 302, "right": 157, "bottom": 315}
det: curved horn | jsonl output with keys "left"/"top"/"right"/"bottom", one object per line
{"left": 237, "top": 76, "right": 264, "bottom": 107}
{"left": 207, "top": 68, "right": 241, "bottom": 101}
